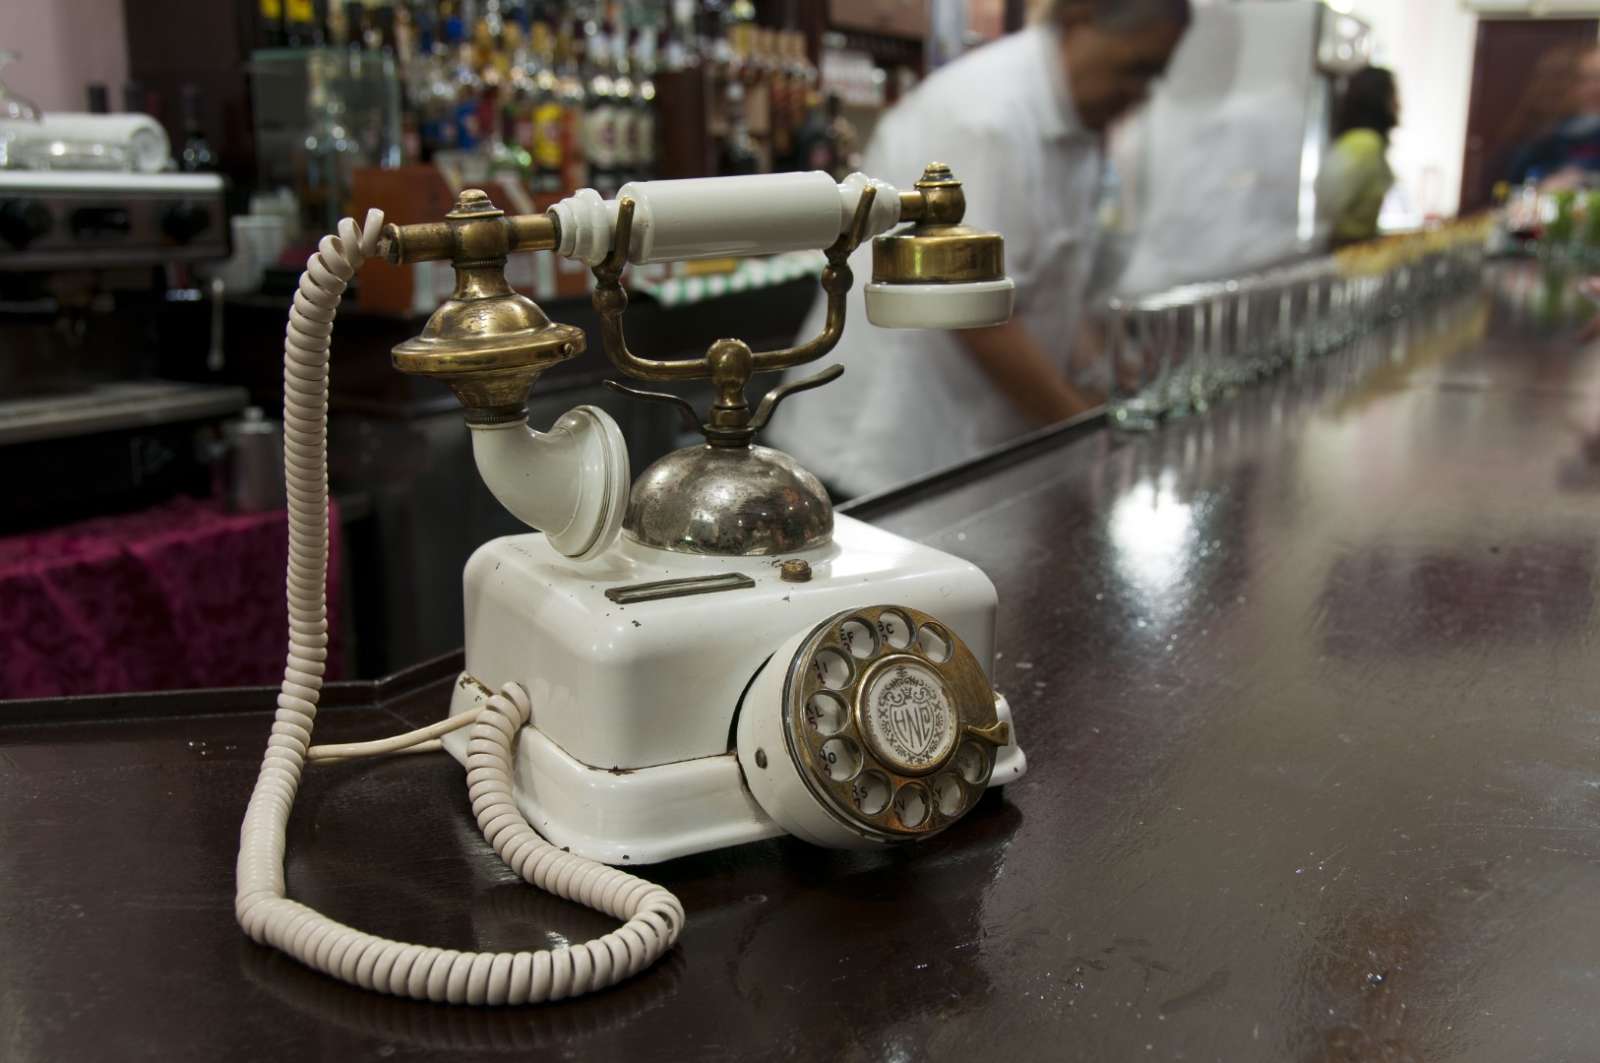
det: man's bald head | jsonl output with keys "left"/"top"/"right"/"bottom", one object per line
{"left": 1044, "top": 0, "right": 1192, "bottom": 32}
{"left": 1043, "top": 0, "right": 1192, "bottom": 132}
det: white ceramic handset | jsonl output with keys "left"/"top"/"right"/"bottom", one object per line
{"left": 549, "top": 170, "right": 902, "bottom": 265}
{"left": 548, "top": 169, "right": 1014, "bottom": 330}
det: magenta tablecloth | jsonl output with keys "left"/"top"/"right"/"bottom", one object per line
{"left": 0, "top": 497, "right": 342, "bottom": 698}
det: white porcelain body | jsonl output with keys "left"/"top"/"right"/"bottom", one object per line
{"left": 440, "top": 514, "right": 1028, "bottom": 863}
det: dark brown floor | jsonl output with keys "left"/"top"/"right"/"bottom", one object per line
{"left": 5, "top": 276, "right": 1599, "bottom": 1061}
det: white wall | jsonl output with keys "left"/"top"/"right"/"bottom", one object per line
{"left": 1335, "top": 0, "right": 1479, "bottom": 219}
{"left": 0, "top": 0, "right": 128, "bottom": 114}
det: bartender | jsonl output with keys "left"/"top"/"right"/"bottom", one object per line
{"left": 769, "top": 0, "right": 1191, "bottom": 498}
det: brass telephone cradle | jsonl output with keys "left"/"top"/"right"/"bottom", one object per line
{"left": 589, "top": 183, "right": 880, "bottom": 449}
{"left": 381, "top": 163, "right": 1009, "bottom": 557}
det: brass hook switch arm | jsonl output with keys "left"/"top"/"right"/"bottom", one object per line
{"left": 746, "top": 185, "right": 878, "bottom": 375}
{"left": 590, "top": 197, "right": 707, "bottom": 382}
{"left": 602, "top": 379, "right": 703, "bottom": 433}
{"left": 748, "top": 364, "right": 845, "bottom": 433}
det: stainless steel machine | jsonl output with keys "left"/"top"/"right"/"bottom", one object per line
{"left": 0, "top": 168, "right": 244, "bottom": 529}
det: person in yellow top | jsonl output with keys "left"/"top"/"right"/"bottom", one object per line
{"left": 1317, "top": 66, "right": 1399, "bottom": 248}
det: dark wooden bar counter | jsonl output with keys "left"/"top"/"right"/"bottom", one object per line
{"left": 5, "top": 280, "right": 1600, "bottom": 1061}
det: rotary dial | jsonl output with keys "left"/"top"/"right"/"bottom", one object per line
{"left": 782, "top": 605, "right": 1009, "bottom": 839}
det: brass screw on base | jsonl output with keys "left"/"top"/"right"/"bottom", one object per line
{"left": 779, "top": 559, "right": 813, "bottom": 583}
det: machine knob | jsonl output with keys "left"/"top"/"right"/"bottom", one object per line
{"left": 161, "top": 201, "right": 212, "bottom": 244}
{"left": 0, "top": 199, "right": 53, "bottom": 249}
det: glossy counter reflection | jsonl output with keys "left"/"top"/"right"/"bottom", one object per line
{"left": 5, "top": 271, "right": 1600, "bottom": 1060}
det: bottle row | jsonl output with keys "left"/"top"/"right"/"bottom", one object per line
{"left": 260, "top": 0, "right": 861, "bottom": 198}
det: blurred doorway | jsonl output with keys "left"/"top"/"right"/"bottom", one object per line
{"left": 1461, "top": 18, "right": 1599, "bottom": 212}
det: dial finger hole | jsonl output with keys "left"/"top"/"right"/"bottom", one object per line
{"left": 839, "top": 617, "right": 878, "bottom": 659}
{"left": 810, "top": 648, "right": 852, "bottom": 690}
{"left": 876, "top": 610, "right": 913, "bottom": 650}
{"left": 819, "top": 737, "right": 863, "bottom": 782}
{"left": 955, "top": 740, "right": 991, "bottom": 786}
{"left": 804, "top": 691, "right": 847, "bottom": 736}
{"left": 916, "top": 623, "right": 952, "bottom": 663}
{"left": 894, "top": 782, "right": 931, "bottom": 828}
{"left": 933, "top": 773, "right": 965, "bottom": 817}
{"left": 851, "top": 770, "right": 891, "bottom": 815}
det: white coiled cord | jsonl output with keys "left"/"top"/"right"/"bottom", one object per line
{"left": 235, "top": 210, "right": 684, "bottom": 1004}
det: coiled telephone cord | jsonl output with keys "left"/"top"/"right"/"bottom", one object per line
{"left": 234, "top": 210, "right": 684, "bottom": 1004}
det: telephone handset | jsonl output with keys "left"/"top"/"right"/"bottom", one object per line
{"left": 236, "top": 164, "right": 1027, "bottom": 1005}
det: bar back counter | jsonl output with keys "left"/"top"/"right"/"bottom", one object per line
{"left": 3, "top": 275, "right": 1597, "bottom": 1060}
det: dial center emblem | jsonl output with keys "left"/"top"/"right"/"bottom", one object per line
{"left": 860, "top": 659, "right": 957, "bottom": 773}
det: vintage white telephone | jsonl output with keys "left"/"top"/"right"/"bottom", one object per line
{"left": 236, "top": 163, "right": 1028, "bottom": 1005}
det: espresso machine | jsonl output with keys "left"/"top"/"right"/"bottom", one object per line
{"left": 0, "top": 167, "right": 243, "bottom": 528}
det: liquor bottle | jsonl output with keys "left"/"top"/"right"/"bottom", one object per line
{"left": 826, "top": 92, "right": 860, "bottom": 179}
{"left": 718, "top": 81, "right": 759, "bottom": 177}
{"left": 473, "top": 14, "right": 506, "bottom": 158}
{"left": 794, "top": 91, "right": 852, "bottom": 179}
{"left": 178, "top": 83, "right": 217, "bottom": 172}
{"left": 259, "top": 0, "right": 288, "bottom": 48}
{"left": 393, "top": 1, "right": 422, "bottom": 164}
{"left": 301, "top": 53, "right": 362, "bottom": 233}
{"left": 786, "top": 32, "right": 815, "bottom": 168}
{"left": 283, "top": 0, "right": 320, "bottom": 47}
{"left": 324, "top": 2, "right": 350, "bottom": 48}
{"left": 361, "top": 0, "right": 395, "bottom": 53}
{"left": 416, "top": 21, "right": 459, "bottom": 157}
{"left": 480, "top": 0, "right": 506, "bottom": 42}
{"left": 503, "top": 0, "right": 529, "bottom": 37}
{"left": 488, "top": 97, "right": 532, "bottom": 178}
{"left": 446, "top": 18, "right": 483, "bottom": 150}
{"left": 700, "top": 0, "right": 732, "bottom": 109}
{"left": 700, "top": 0, "right": 732, "bottom": 70}
{"left": 555, "top": 11, "right": 588, "bottom": 192}
{"left": 502, "top": 19, "right": 534, "bottom": 156}
{"left": 721, "top": 5, "right": 768, "bottom": 174}
{"left": 663, "top": 0, "right": 695, "bottom": 71}
{"left": 529, "top": 12, "right": 566, "bottom": 193}
{"left": 610, "top": 24, "right": 637, "bottom": 188}
{"left": 473, "top": 10, "right": 502, "bottom": 79}
{"left": 760, "top": 29, "right": 795, "bottom": 168}
{"left": 769, "top": 30, "right": 793, "bottom": 170}
{"left": 393, "top": 1, "right": 418, "bottom": 76}
{"left": 631, "top": 24, "right": 658, "bottom": 182}
{"left": 86, "top": 84, "right": 110, "bottom": 115}
{"left": 583, "top": 17, "right": 620, "bottom": 196}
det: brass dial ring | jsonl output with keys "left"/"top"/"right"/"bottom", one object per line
{"left": 780, "top": 605, "right": 1001, "bottom": 840}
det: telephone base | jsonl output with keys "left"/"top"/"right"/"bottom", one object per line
{"left": 441, "top": 684, "right": 1023, "bottom": 864}
{"left": 441, "top": 513, "right": 1028, "bottom": 862}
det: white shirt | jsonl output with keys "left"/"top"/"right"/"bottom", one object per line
{"left": 766, "top": 25, "right": 1106, "bottom": 498}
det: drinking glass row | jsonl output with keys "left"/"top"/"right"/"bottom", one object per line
{"left": 1106, "top": 217, "right": 1495, "bottom": 430}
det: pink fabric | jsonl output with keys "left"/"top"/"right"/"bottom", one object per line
{"left": 0, "top": 497, "right": 342, "bottom": 698}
